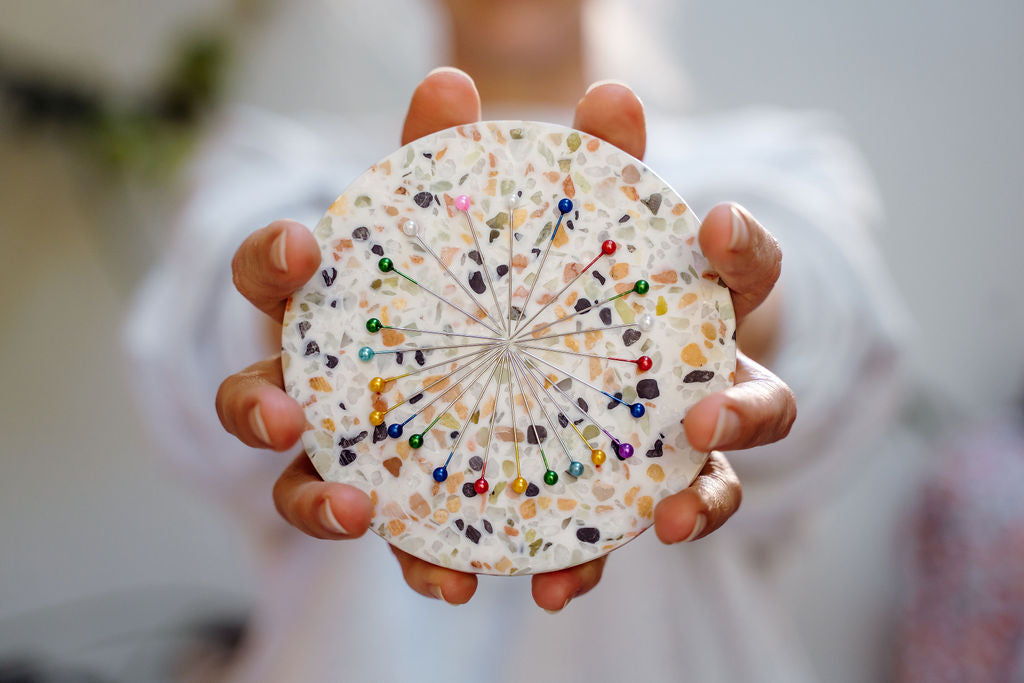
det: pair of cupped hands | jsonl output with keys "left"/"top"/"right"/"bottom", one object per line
{"left": 216, "top": 68, "right": 795, "bottom": 612}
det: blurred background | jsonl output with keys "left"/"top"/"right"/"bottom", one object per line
{"left": 1, "top": 0, "right": 1021, "bottom": 680}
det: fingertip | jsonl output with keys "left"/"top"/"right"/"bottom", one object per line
{"left": 573, "top": 81, "right": 646, "bottom": 159}
{"left": 439, "top": 573, "right": 478, "bottom": 605}
{"left": 683, "top": 393, "right": 726, "bottom": 453}
{"left": 275, "top": 219, "right": 322, "bottom": 283}
{"left": 654, "top": 490, "right": 703, "bottom": 544}
{"left": 402, "top": 67, "right": 481, "bottom": 144}
{"left": 697, "top": 203, "right": 738, "bottom": 259}
{"left": 254, "top": 386, "right": 307, "bottom": 451}
{"left": 322, "top": 484, "right": 374, "bottom": 538}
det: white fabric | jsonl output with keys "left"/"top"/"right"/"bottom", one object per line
{"left": 124, "top": 105, "right": 907, "bottom": 682}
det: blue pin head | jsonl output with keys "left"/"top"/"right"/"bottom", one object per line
{"left": 558, "top": 198, "right": 573, "bottom": 214}
{"left": 630, "top": 403, "right": 646, "bottom": 418}
{"left": 387, "top": 423, "right": 404, "bottom": 439}
{"left": 432, "top": 466, "right": 448, "bottom": 483}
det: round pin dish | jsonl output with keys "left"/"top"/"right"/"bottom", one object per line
{"left": 282, "top": 121, "right": 735, "bottom": 575}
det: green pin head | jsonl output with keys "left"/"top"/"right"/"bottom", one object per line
{"left": 408, "top": 433, "right": 424, "bottom": 449}
{"left": 366, "top": 318, "right": 382, "bottom": 333}
{"left": 543, "top": 469, "right": 559, "bottom": 486}
{"left": 633, "top": 279, "right": 650, "bottom": 295}
{"left": 378, "top": 257, "right": 394, "bottom": 273}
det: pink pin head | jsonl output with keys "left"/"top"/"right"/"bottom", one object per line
{"left": 455, "top": 195, "right": 471, "bottom": 212}
{"left": 601, "top": 240, "right": 617, "bottom": 255}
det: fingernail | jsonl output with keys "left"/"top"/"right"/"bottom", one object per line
{"left": 585, "top": 78, "right": 629, "bottom": 95}
{"left": 543, "top": 597, "right": 572, "bottom": 614}
{"left": 427, "top": 66, "right": 474, "bottom": 84}
{"left": 429, "top": 584, "right": 444, "bottom": 601}
{"left": 729, "top": 206, "right": 750, "bottom": 251}
{"left": 248, "top": 405, "right": 271, "bottom": 446}
{"left": 319, "top": 499, "right": 349, "bottom": 535}
{"left": 683, "top": 513, "right": 707, "bottom": 542}
{"left": 707, "top": 405, "right": 741, "bottom": 451}
{"left": 270, "top": 230, "right": 288, "bottom": 272}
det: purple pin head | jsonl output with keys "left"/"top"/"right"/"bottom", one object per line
{"left": 616, "top": 442, "right": 634, "bottom": 459}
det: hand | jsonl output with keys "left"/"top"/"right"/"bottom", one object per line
{"left": 215, "top": 68, "right": 794, "bottom": 611}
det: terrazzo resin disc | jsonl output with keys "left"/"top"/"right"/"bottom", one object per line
{"left": 282, "top": 121, "right": 736, "bottom": 575}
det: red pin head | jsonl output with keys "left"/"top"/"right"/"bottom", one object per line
{"left": 601, "top": 240, "right": 617, "bottom": 255}
{"left": 635, "top": 356, "right": 653, "bottom": 372}
{"left": 473, "top": 477, "right": 490, "bottom": 495}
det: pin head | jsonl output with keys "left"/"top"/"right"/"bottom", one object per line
{"left": 401, "top": 219, "right": 420, "bottom": 237}
{"left": 568, "top": 461, "right": 584, "bottom": 477}
{"left": 432, "top": 466, "right": 448, "bottom": 483}
{"left": 591, "top": 449, "right": 606, "bottom": 466}
{"left": 474, "top": 477, "right": 490, "bottom": 494}
{"left": 358, "top": 346, "right": 375, "bottom": 362}
{"left": 557, "top": 198, "right": 573, "bottom": 214}
{"left": 369, "top": 410, "right": 386, "bottom": 426}
{"left": 633, "top": 279, "right": 650, "bottom": 295}
{"left": 455, "top": 195, "right": 471, "bottom": 212}
{"left": 637, "top": 312, "right": 655, "bottom": 332}
{"left": 366, "top": 318, "right": 382, "bottom": 333}
{"left": 409, "top": 433, "right": 424, "bottom": 449}
{"left": 378, "top": 257, "right": 394, "bottom": 273}
{"left": 601, "top": 240, "right": 617, "bottom": 255}
{"left": 511, "top": 476, "right": 528, "bottom": 494}
{"left": 387, "top": 423, "right": 403, "bottom": 439}
{"left": 368, "top": 376, "right": 386, "bottom": 393}
{"left": 636, "top": 356, "right": 653, "bottom": 372}
{"left": 616, "top": 442, "right": 635, "bottom": 459}
{"left": 543, "top": 469, "right": 559, "bottom": 486}
{"left": 630, "top": 403, "right": 646, "bottom": 418}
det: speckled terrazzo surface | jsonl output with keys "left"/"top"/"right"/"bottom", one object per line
{"left": 281, "top": 121, "right": 735, "bottom": 574}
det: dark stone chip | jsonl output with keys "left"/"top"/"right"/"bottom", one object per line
{"left": 297, "top": 321, "right": 311, "bottom": 338}
{"left": 325, "top": 355, "right": 338, "bottom": 368}
{"left": 465, "top": 525, "right": 481, "bottom": 544}
{"left": 525, "top": 483, "right": 540, "bottom": 497}
{"left": 450, "top": 431, "right": 459, "bottom": 439}
{"left": 526, "top": 425, "right": 546, "bottom": 444}
{"left": 531, "top": 248, "right": 541, "bottom": 257}
{"left": 468, "top": 455, "right": 483, "bottom": 471}
{"left": 423, "top": 152, "right": 432, "bottom": 159}
{"left": 338, "top": 402, "right": 347, "bottom": 410}
{"left": 642, "top": 193, "right": 662, "bottom": 215}
{"left": 415, "top": 350, "right": 426, "bottom": 366}
{"left": 469, "top": 271, "right": 486, "bottom": 294}
{"left": 577, "top": 527, "right": 600, "bottom": 544}
{"left": 607, "top": 392, "right": 623, "bottom": 410}
{"left": 489, "top": 229, "right": 500, "bottom": 243}
{"left": 679, "top": 271, "right": 692, "bottom": 284}
{"left": 455, "top": 519, "right": 465, "bottom": 531}
{"left": 352, "top": 226, "right": 370, "bottom": 240}
{"left": 599, "top": 308, "right": 612, "bottom": 325}
{"left": 574, "top": 298, "right": 591, "bottom": 313}
{"left": 462, "top": 482, "right": 477, "bottom": 498}
{"left": 413, "top": 191, "right": 433, "bottom": 208}
{"left": 409, "top": 393, "right": 424, "bottom": 404}
{"left": 468, "top": 250, "right": 482, "bottom": 265}
{"left": 330, "top": 301, "right": 337, "bottom": 308}
{"left": 338, "top": 449, "right": 357, "bottom": 466}
{"left": 372, "top": 423, "right": 387, "bottom": 443}
{"left": 321, "top": 267, "right": 337, "bottom": 286}
{"left": 619, "top": 214, "right": 630, "bottom": 223}
{"left": 371, "top": 244, "right": 384, "bottom": 256}
{"left": 576, "top": 397, "right": 589, "bottom": 413}
{"left": 683, "top": 370, "right": 715, "bottom": 383}
{"left": 304, "top": 341, "right": 320, "bottom": 356}
{"left": 483, "top": 520, "right": 493, "bottom": 534}
{"left": 636, "top": 378, "right": 661, "bottom": 399}
{"left": 557, "top": 413, "right": 569, "bottom": 428}
{"left": 566, "top": 219, "right": 575, "bottom": 231}
{"left": 645, "top": 439, "right": 664, "bottom": 458}
{"left": 623, "top": 329, "right": 642, "bottom": 346}
{"left": 513, "top": 231, "right": 522, "bottom": 242}
{"left": 339, "top": 431, "right": 368, "bottom": 448}
{"left": 509, "top": 305, "right": 522, "bottom": 321}
{"left": 496, "top": 264, "right": 509, "bottom": 277}
{"left": 592, "top": 270, "right": 606, "bottom": 285}
{"left": 395, "top": 352, "right": 404, "bottom": 365}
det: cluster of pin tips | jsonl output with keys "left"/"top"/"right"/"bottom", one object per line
{"left": 357, "top": 192, "right": 658, "bottom": 493}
